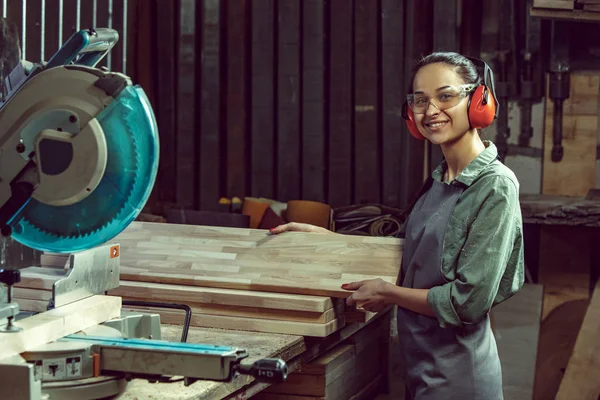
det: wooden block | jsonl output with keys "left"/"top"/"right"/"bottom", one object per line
{"left": 556, "top": 282, "right": 600, "bottom": 400}
{"left": 1, "top": 295, "right": 121, "bottom": 361}
{"left": 533, "top": 0, "right": 574, "bottom": 9}
{"left": 583, "top": 3, "right": 600, "bottom": 10}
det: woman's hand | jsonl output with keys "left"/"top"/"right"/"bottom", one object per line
{"left": 342, "top": 278, "right": 391, "bottom": 313}
{"left": 269, "top": 222, "right": 332, "bottom": 234}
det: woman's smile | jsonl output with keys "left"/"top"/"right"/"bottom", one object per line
{"left": 424, "top": 119, "right": 449, "bottom": 131}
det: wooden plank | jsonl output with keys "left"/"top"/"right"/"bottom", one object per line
{"left": 110, "top": 280, "right": 338, "bottom": 313}
{"left": 277, "top": 0, "right": 301, "bottom": 202}
{"left": 327, "top": 0, "right": 353, "bottom": 208}
{"left": 125, "top": 307, "right": 345, "bottom": 337}
{"left": 251, "top": 0, "right": 275, "bottom": 198}
{"left": 556, "top": 282, "right": 600, "bottom": 400}
{"left": 381, "top": 0, "right": 404, "bottom": 207}
{"left": 533, "top": 0, "right": 574, "bottom": 9}
{"left": 542, "top": 73, "right": 598, "bottom": 196}
{"left": 353, "top": 0, "right": 380, "bottom": 205}
{"left": 198, "top": 0, "right": 222, "bottom": 211}
{"left": 154, "top": 0, "right": 177, "bottom": 206}
{"left": 301, "top": 0, "right": 326, "bottom": 202}
{"left": 1, "top": 295, "right": 121, "bottom": 361}
{"left": 176, "top": 0, "right": 198, "bottom": 210}
{"left": 529, "top": 7, "right": 600, "bottom": 22}
{"left": 111, "top": 221, "right": 402, "bottom": 298}
{"left": 123, "top": 299, "right": 344, "bottom": 324}
{"left": 226, "top": 0, "right": 249, "bottom": 200}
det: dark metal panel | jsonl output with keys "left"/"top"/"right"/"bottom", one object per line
{"left": 353, "top": 0, "right": 380, "bottom": 205}
{"left": 111, "top": 0, "right": 124, "bottom": 72}
{"left": 301, "top": 0, "right": 326, "bottom": 202}
{"left": 250, "top": 0, "right": 275, "bottom": 199}
{"left": 327, "top": 0, "right": 353, "bottom": 208}
{"left": 225, "top": 0, "right": 249, "bottom": 200}
{"left": 381, "top": 0, "right": 404, "bottom": 208}
{"left": 154, "top": 0, "right": 177, "bottom": 206}
{"left": 276, "top": 0, "right": 301, "bottom": 202}
{"left": 44, "top": 0, "right": 60, "bottom": 60}
{"left": 25, "top": 0, "right": 43, "bottom": 63}
{"left": 176, "top": 0, "right": 197, "bottom": 209}
{"left": 198, "top": 0, "right": 222, "bottom": 210}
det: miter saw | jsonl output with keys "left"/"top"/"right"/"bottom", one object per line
{"left": 0, "top": 28, "right": 287, "bottom": 400}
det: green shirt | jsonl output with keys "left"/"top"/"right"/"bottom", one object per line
{"left": 425, "top": 141, "right": 525, "bottom": 328}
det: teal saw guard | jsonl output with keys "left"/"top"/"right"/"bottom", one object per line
{"left": 11, "top": 85, "right": 159, "bottom": 253}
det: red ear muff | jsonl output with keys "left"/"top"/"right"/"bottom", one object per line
{"left": 403, "top": 102, "right": 426, "bottom": 140}
{"left": 467, "top": 85, "right": 497, "bottom": 129}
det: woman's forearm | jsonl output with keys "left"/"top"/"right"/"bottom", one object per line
{"left": 381, "top": 283, "right": 437, "bottom": 318}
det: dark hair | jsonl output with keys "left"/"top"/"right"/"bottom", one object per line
{"left": 409, "top": 52, "right": 481, "bottom": 92}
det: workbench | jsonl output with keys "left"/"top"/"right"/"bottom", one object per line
{"left": 117, "top": 310, "right": 392, "bottom": 400}
{"left": 519, "top": 194, "right": 600, "bottom": 399}
{"left": 519, "top": 194, "right": 600, "bottom": 292}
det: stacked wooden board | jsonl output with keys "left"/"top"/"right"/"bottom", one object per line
{"left": 14, "top": 221, "right": 402, "bottom": 338}
{"left": 253, "top": 308, "right": 390, "bottom": 400}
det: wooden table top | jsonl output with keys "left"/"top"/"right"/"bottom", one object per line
{"left": 520, "top": 194, "right": 600, "bottom": 227}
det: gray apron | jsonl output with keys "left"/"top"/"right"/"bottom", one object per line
{"left": 397, "top": 179, "right": 503, "bottom": 400}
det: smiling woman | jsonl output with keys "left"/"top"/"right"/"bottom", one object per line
{"left": 271, "top": 52, "right": 525, "bottom": 400}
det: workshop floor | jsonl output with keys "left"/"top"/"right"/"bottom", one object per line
{"left": 374, "top": 283, "right": 543, "bottom": 400}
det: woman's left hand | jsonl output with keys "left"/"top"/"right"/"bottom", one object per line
{"left": 342, "top": 278, "right": 391, "bottom": 312}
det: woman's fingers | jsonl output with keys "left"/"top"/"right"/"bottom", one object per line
{"left": 270, "top": 222, "right": 331, "bottom": 234}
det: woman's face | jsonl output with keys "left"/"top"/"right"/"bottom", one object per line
{"left": 411, "top": 63, "right": 473, "bottom": 145}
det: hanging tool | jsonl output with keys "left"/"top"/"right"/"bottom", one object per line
{"left": 518, "top": 0, "right": 542, "bottom": 147}
{"left": 549, "top": 20, "right": 570, "bottom": 162}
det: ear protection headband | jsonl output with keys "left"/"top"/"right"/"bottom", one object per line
{"left": 402, "top": 57, "right": 500, "bottom": 140}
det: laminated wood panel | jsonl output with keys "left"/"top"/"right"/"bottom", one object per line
{"left": 112, "top": 221, "right": 402, "bottom": 298}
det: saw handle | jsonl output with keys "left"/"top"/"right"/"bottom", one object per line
{"left": 46, "top": 28, "right": 119, "bottom": 69}
{"left": 236, "top": 358, "right": 288, "bottom": 384}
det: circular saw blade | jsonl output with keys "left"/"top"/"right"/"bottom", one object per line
{"left": 11, "top": 85, "right": 159, "bottom": 253}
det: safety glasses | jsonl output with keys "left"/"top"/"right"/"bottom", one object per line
{"left": 407, "top": 84, "right": 477, "bottom": 114}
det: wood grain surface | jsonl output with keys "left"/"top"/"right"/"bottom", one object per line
{"left": 112, "top": 222, "right": 403, "bottom": 298}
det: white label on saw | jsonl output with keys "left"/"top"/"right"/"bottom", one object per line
{"left": 42, "top": 358, "right": 66, "bottom": 380}
{"left": 65, "top": 356, "right": 82, "bottom": 378}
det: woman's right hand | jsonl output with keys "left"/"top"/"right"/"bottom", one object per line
{"left": 269, "top": 222, "right": 332, "bottom": 235}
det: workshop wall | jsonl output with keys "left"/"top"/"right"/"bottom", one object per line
{"left": 131, "top": 0, "right": 431, "bottom": 214}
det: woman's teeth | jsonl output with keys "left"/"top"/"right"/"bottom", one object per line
{"left": 427, "top": 121, "right": 447, "bottom": 128}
